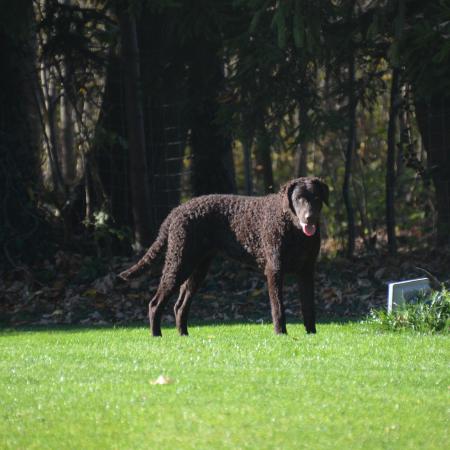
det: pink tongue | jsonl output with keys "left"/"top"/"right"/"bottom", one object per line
{"left": 302, "top": 223, "right": 316, "bottom": 237}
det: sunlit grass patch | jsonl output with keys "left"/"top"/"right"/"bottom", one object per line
{"left": 0, "top": 323, "right": 448, "bottom": 449}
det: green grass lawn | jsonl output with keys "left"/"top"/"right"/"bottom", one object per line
{"left": 0, "top": 322, "right": 448, "bottom": 449}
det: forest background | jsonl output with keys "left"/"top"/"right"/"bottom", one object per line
{"left": 1, "top": 0, "right": 449, "bottom": 325}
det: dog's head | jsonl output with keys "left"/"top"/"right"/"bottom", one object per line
{"left": 281, "top": 177, "right": 329, "bottom": 237}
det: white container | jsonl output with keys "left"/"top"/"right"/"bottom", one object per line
{"left": 387, "top": 278, "right": 431, "bottom": 313}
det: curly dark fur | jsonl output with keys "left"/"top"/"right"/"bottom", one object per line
{"left": 119, "top": 177, "right": 329, "bottom": 337}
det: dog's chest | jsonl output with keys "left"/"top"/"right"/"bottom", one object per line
{"left": 281, "top": 228, "right": 320, "bottom": 272}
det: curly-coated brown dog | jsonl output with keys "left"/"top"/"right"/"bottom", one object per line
{"left": 119, "top": 177, "right": 329, "bottom": 337}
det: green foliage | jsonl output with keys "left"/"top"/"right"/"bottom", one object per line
{"left": 369, "top": 288, "right": 450, "bottom": 333}
{"left": 85, "top": 210, "right": 132, "bottom": 257}
{"left": 400, "top": 1, "right": 450, "bottom": 98}
{"left": 271, "top": 1, "right": 287, "bottom": 49}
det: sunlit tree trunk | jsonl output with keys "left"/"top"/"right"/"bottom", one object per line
{"left": 60, "top": 65, "right": 76, "bottom": 185}
{"left": 343, "top": 53, "right": 356, "bottom": 258}
{"left": 386, "top": 68, "right": 400, "bottom": 254}
{"left": 59, "top": 0, "right": 76, "bottom": 186}
{"left": 40, "top": 65, "right": 63, "bottom": 193}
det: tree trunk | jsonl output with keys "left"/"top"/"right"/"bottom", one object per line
{"left": 0, "top": 1, "right": 43, "bottom": 265}
{"left": 295, "top": 142, "right": 308, "bottom": 178}
{"left": 255, "top": 113, "right": 274, "bottom": 194}
{"left": 239, "top": 109, "right": 254, "bottom": 195}
{"left": 243, "top": 133, "right": 254, "bottom": 195}
{"left": 386, "top": 68, "right": 400, "bottom": 254}
{"left": 188, "top": 40, "right": 236, "bottom": 196}
{"left": 146, "top": 100, "right": 187, "bottom": 227}
{"left": 138, "top": 9, "right": 190, "bottom": 227}
{"left": 59, "top": 0, "right": 76, "bottom": 186}
{"left": 415, "top": 95, "right": 450, "bottom": 245}
{"left": 93, "top": 7, "right": 190, "bottom": 242}
{"left": 60, "top": 65, "right": 76, "bottom": 185}
{"left": 294, "top": 107, "right": 309, "bottom": 177}
{"left": 353, "top": 154, "right": 374, "bottom": 250}
{"left": 117, "top": 7, "right": 152, "bottom": 249}
{"left": 40, "top": 66, "right": 64, "bottom": 193}
{"left": 93, "top": 50, "right": 132, "bottom": 230}
{"left": 343, "top": 54, "right": 356, "bottom": 258}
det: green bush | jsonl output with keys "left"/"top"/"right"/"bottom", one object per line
{"left": 369, "top": 288, "right": 450, "bottom": 333}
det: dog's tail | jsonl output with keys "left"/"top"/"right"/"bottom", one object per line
{"left": 118, "top": 216, "right": 171, "bottom": 281}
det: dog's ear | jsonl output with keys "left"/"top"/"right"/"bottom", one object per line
{"left": 280, "top": 179, "right": 302, "bottom": 214}
{"left": 317, "top": 179, "right": 329, "bottom": 206}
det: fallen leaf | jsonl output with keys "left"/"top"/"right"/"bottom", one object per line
{"left": 251, "top": 288, "right": 263, "bottom": 297}
{"left": 83, "top": 288, "right": 98, "bottom": 298}
{"left": 151, "top": 375, "right": 173, "bottom": 385}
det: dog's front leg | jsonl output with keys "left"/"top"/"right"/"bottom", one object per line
{"left": 265, "top": 263, "right": 287, "bottom": 334}
{"left": 298, "top": 269, "right": 316, "bottom": 334}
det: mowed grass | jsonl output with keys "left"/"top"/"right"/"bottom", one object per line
{"left": 0, "top": 323, "right": 448, "bottom": 449}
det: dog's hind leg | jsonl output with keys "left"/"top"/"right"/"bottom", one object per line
{"left": 148, "top": 274, "right": 179, "bottom": 337}
{"left": 148, "top": 227, "right": 203, "bottom": 337}
{"left": 174, "top": 255, "right": 213, "bottom": 336}
{"left": 148, "top": 256, "right": 187, "bottom": 337}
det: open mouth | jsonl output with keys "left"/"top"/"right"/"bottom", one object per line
{"left": 300, "top": 222, "right": 317, "bottom": 237}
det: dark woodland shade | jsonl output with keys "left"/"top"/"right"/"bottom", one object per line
{"left": 1, "top": 0, "right": 450, "bottom": 268}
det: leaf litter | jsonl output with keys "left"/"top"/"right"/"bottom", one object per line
{"left": 0, "top": 248, "right": 449, "bottom": 327}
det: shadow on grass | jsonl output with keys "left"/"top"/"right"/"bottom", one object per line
{"left": 0, "top": 316, "right": 363, "bottom": 335}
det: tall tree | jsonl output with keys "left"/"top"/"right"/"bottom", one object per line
{"left": 138, "top": 7, "right": 190, "bottom": 225}
{"left": 342, "top": 52, "right": 357, "bottom": 258}
{"left": 0, "top": 0, "right": 44, "bottom": 265}
{"left": 93, "top": 3, "right": 191, "bottom": 243}
{"left": 188, "top": 37, "right": 236, "bottom": 195}
{"left": 93, "top": 47, "right": 132, "bottom": 230}
{"left": 117, "top": 3, "right": 152, "bottom": 249}
{"left": 58, "top": 0, "right": 77, "bottom": 187}
{"left": 386, "top": 68, "right": 400, "bottom": 255}
{"left": 400, "top": 1, "right": 450, "bottom": 245}
{"left": 294, "top": 106, "right": 310, "bottom": 178}
{"left": 254, "top": 112, "right": 274, "bottom": 193}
